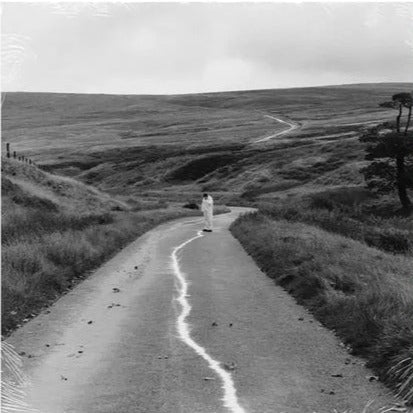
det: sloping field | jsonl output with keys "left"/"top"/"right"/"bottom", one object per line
{"left": 2, "top": 157, "right": 127, "bottom": 214}
{"left": 3, "top": 84, "right": 412, "bottom": 201}
{"left": 1, "top": 92, "right": 272, "bottom": 157}
{"left": 3, "top": 83, "right": 412, "bottom": 203}
{"left": 1, "top": 158, "right": 212, "bottom": 334}
{"left": 4, "top": 84, "right": 410, "bottom": 152}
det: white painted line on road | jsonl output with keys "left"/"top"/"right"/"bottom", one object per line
{"left": 171, "top": 231, "right": 246, "bottom": 413}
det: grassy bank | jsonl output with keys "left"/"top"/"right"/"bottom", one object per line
{"left": 258, "top": 188, "right": 413, "bottom": 255}
{"left": 230, "top": 212, "right": 413, "bottom": 404}
{"left": 1, "top": 206, "right": 205, "bottom": 335}
{"left": 2, "top": 158, "right": 229, "bottom": 335}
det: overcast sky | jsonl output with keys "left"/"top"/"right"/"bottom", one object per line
{"left": 2, "top": 2, "right": 413, "bottom": 95}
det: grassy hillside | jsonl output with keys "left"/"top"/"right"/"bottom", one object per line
{"left": 2, "top": 156, "right": 128, "bottom": 214}
{"left": 1, "top": 158, "right": 222, "bottom": 335}
{"left": 3, "top": 83, "right": 412, "bottom": 201}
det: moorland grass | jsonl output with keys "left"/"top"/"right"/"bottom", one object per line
{"left": 257, "top": 189, "right": 413, "bottom": 255}
{"left": 4, "top": 84, "right": 409, "bottom": 197}
{"left": 1, "top": 206, "right": 206, "bottom": 335}
{"left": 230, "top": 213, "right": 413, "bottom": 404}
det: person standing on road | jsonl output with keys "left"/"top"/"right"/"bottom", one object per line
{"left": 201, "top": 193, "right": 213, "bottom": 232}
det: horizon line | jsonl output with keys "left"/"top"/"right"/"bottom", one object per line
{"left": 2, "top": 81, "right": 413, "bottom": 98}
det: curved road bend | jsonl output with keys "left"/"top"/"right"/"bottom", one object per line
{"left": 255, "top": 115, "right": 298, "bottom": 143}
{"left": 5, "top": 208, "right": 395, "bottom": 413}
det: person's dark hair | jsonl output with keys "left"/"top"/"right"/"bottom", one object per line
{"left": 203, "top": 193, "right": 208, "bottom": 198}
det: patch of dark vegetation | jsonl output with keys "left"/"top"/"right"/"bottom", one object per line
{"left": 136, "top": 131, "right": 167, "bottom": 138}
{"left": 44, "top": 143, "right": 251, "bottom": 189}
{"left": 165, "top": 153, "right": 241, "bottom": 182}
{"left": 182, "top": 202, "right": 199, "bottom": 210}
{"left": 230, "top": 213, "right": 413, "bottom": 404}
{"left": 40, "top": 160, "right": 102, "bottom": 173}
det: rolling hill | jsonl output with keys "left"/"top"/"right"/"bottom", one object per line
{"left": 2, "top": 83, "right": 412, "bottom": 203}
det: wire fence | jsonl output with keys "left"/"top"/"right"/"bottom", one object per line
{"left": 4, "top": 143, "right": 37, "bottom": 166}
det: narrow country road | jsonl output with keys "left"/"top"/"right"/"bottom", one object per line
{"left": 5, "top": 208, "right": 396, "bottom": 413}
{"left": 255, "top": 115, "right": 299, "bottom": 143}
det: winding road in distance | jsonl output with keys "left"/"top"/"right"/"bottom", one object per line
{"left": 4, "top": 208, "right": 396, "bottom": 413}
{"left": 255, "top": 114, "right": 299, "bottom": 143}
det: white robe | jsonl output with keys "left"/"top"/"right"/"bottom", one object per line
{"left": 201, "top": 196, "right": 213, "bottom": 230}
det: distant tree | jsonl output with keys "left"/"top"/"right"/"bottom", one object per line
{"left": 360, "top": 92, "right": 413, "bottom": 210}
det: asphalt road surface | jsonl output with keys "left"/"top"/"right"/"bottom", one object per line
{"left": 5, "top": 208, "right": 396, "bottom": 413}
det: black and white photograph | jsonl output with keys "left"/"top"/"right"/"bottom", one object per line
{"left": 1, "top": 1, "right": 413, "bottom": 412}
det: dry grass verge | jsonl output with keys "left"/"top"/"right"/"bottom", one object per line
{"left": 2, "top": 206, "right": 220, "bottom": 335}
{"left": 230, "top": 213, "right": 413, "bottom": 404}
{"left": 258, "top": 189, "right": 413, "bottom": 255}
